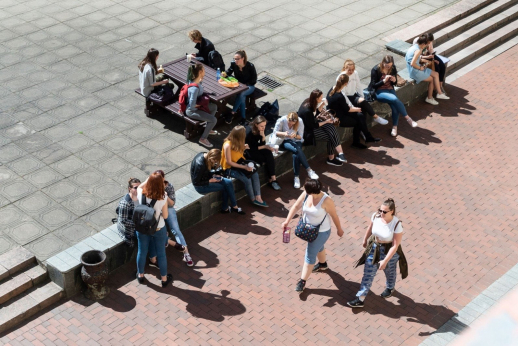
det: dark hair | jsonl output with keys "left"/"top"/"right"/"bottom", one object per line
{"left": 378, "top": 55, "right": 395, "bottom": 73}
{"left": 304, "top": 179, "right": 322, "bottom": 195}
{"left": 138, "top": 48, "right": 159, "bottom": 73}
{"left": 250, "top": 115, "right": 267, "bottom": 135}
{"left": 382, "top": 198, "right": 396, "bottom": 216}
{"left": 416, "top": 34, "right": 428, "bottom": 45}
{"left": 142, "top": 172, "right": 165, "bottom": 201}
{"left": 127, "top": 178, "right": 141, "bottom": 190}
{"left": 426, "top": 33, "right": 434, "bottom": 42}
{"left": 154, "top": 170, "right": 169, "bottom": 186}
{"left": 304, "top": 89, "right": 323, "bottom": 112}
{"left": 187, "top": 62, "right": 204, "bottom": 82}
{"left": 330, "top": 74, "right": 348, "bottom": 97}
{"left": 235, "top": 50, "right": 247, "bottom": 64}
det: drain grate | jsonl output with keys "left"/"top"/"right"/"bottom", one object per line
{"left": 258, "top": 75, "right": 283, "bottom": 90}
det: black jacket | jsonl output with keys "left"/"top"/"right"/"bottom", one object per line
{"left": 245, "top": 127, "right": 265, "bottom": 152}
{"left": 367, "top": 64, "right": 398, "bottom": 91}
{"left": 297, "top": 103, "right": 319, "bottom": 147}
{"left": 190, "top": 152, "right": 212, "bottom": 187}
{"left": 225, "top": 61, "right": 257, "bottom": 86}
{"left": 326, "top": 89, "right": 350, "bottom": 121}
{"left": 194, "top": 38, "right": 215, "bottom": 64}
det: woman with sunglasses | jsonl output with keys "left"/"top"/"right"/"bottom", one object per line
{"left": 116, "top": 178, "right": 141, "bottom": 248}
{"left": 190, "top": 149, "right": 245, "bottom": 215}
{"left": 272, "top": 112, "right": 319, "bottom": 189}
{"left": 222, "top": 50, "right": 257, "bottom": 126}
{"left": 347, "top": 198, "right": 408, "bottom": 308}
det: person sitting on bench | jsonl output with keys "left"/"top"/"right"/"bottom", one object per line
{"left": 221, "top": 50, "right": 257, "bottom": 126}
{"left": 188, "top": 30, "right": 215, "bottom": 64}
{"left": 138, "top": 48, "right": 169, "bottom": 97}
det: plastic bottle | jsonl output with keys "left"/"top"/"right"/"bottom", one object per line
{"left": 216, "top": 68, "right": 221, "bottom": 81}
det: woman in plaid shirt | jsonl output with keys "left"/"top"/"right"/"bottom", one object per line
{"left": 116, "top": 178, "right": 141, "bottom": 247}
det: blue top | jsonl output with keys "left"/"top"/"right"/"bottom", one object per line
{"left": 187, "top": 83, "right": 204, "bottom": 111}
{"left": 405, "top": 44, "right": 420, "bottom": 72}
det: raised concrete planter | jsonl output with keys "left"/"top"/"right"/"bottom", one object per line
{"left": 46, "top": 103, "right": 399, "bottom": 297}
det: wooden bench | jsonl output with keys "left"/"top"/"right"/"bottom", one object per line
{"left": 135, "top": 89, "right": 204, "bottom": 140}
{"left": 245, "top": 88, "right": 268, "bottom": 115}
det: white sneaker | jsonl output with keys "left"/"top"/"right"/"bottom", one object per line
{"left": 436, "top": 93, "right": 450, "bottom": 100}
{"left": 406, "top": 117, "right": 418, "bottom": 128}
{"left": 374, "top": 116, "right": 389, "bottom": 125}
{"left": 308, "top": 170, "right": 319, "bottom": 180}
{"left": 294, "top": 176, "right": 300, "bottom": 189}
{"left": 391, "top": 128, "right": 397, "bottom": 137}
{"left": 425, "top": 98, "right": 438, "bottom": 105}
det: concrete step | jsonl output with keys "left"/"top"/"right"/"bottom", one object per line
{"left": 436, "top": 3, "right": 518, "bottom": 56}
{"left": 447, "top": 18, "right": 518, "bottom": 71}
{"left": 0, "top": 246, "right": 36, "bottom": 280}
{"left": 434, "top": 0, "right": 518, "bottom": 46}
{"left": 0, "top": 265, "right": 47, "bottom": 305}
{"left": 0, "top": 281, "right": 64, "bottom": 334}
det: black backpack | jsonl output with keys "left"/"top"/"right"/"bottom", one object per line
{"left": 132, "top": 195, "right": 160, "bottom": 235}
{"left": 148, "top": 84, "right": 174, "bottom": 106}
{"left": 208, "top": 50, "right": 225, "bottom": 71}
{"left": 257, "top": 99, "right": 279, "bottom": 122}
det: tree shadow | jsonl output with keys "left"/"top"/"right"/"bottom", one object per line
{"left": 299, "top": 270, "right": 466, "bottom": 337}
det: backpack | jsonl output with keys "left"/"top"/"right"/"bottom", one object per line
{"left": 178, "top": 83, "right": 198, "bottom": 114}
{"left": 257, "top": 99, "right": 279, "bottom": 122}
{"left": 148, "top": 85, "right": 174, "bottom": 106}
{"left": 132, "top": 195, "right": 160, "bottom": 235}
{"left": 207, "top": 50, "right": 225, "bottom": 71}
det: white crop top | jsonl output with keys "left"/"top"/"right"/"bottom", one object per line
{"left": 371, "top": 213, "right": 403, "bottom": 242}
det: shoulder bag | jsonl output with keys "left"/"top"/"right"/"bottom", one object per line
{"left": 294, "top": 195, "right": 327, "bottom": 243}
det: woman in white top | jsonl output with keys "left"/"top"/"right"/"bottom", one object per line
{"left": 347, "top": 198, "right": 408, "bottom": 308}
{"left": 281, "top": 179, "right": 344, "bottom": 294}
{"left": 272, "top": 112, "right": 319, "bottom": 189}
{"left": 135, "top": 172, "right": 173, "bottom": 288}
{"left": 337, "top": 60, "right": 389, "bottom": 126}
{"left": 138, "top": 48, "right": 169, "bottom": 97}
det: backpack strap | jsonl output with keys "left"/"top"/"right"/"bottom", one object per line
{"left": 141, "top": 194, "right": 157, "bottom": 208}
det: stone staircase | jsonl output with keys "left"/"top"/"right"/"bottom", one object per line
{"left": 0, "top": 247, "right": 64, "bottom": 334}
{"left": 385, "top": 0, "right": 518, "bottom": 77}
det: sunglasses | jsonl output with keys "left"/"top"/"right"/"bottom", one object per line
{"left": 378, "top": 209, "right": 391, "bottom": 215}
{"left": 131, "top": 186, "right": 139, "bottom": 190}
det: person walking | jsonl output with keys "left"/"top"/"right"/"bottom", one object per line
{"left": 347, "top": 198, "right": 408, "bottom": 308}
{"left": 135, "top": 172, "right": 174, "bottom": 288}
{"left": 281, "top": 179, "right": 344, "bottom": 293}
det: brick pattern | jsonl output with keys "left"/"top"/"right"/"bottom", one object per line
{"left": 2, "top": 38, "right": 518, "bottom": 346}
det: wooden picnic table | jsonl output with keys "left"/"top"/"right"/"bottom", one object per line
{"left": 162, "top": 57, "right": 248, "bottom": 118}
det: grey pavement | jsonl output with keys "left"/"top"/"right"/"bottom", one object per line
{"left": 0, "top": 0, "right": 459, "bottom": 262}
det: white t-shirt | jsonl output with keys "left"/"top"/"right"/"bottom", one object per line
{"left": 371, "top": 213, "right": 403, "bottom": 242}
{"left": 136, "top": 187, "right": 167, "bottom": 229}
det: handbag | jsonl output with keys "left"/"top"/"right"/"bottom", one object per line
{"left": 235, "top": 158, "right": 259, "bottom": 178}
{"left": 316, "top": 109, "right": 339, "bottom": 127}
{"left": 363, "top": 88, "right": 376, "bottom": 103}
{"left": 396, "top": 74, "right": 407, "bottom": 87}
{"left": 197, "top": 93, "right": 211, "bottom": 113}
{"left": 294, "top": 196, "right": 327, "bottom": 243}
{"left": 148, "top": 84, "right": 174, "bottom": 106}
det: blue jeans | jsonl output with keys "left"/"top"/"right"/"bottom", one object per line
{"left": 194, "top": 178, "right": 237, "bottom": 211}
{"left": 164, "top": 208, "right": 186, "bottom": 247}
{"left": 226, "top": 169, "right": 261, "bottom": 201}
{"left": 136, "top": 227, "right": 167, "bottom": 277}
{"left": 356, "top": 243, "right": 400, "bottom": 298}
{"left": 305, "top": 230, "right": 331, "bottom": 264}
{"left": 375, "top": 89, "right": 407, "bottom": 126}
{"left": 281, "top": 139, "right": 309, "bottom": 176}
{"left": 233, "top": 85, "right": 255, "bottom": 119}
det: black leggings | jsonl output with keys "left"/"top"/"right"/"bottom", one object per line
{"left": 434, "top": 54, "right": 446, "bottom": 82}
{"left": 347, "top": 95, "right": 375, "bottom": 117}
{"left": 338, "top": 112, "right": 373, "bottom": 144}
{"left": 313, "top": 123, "right": 341, "bottom": 155}
{"left": 245, "top": 149, "right": 276, "bottom": 178}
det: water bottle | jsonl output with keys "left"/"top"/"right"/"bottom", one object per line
{"left": 283, "top": 227, "right": 291, "bottom": 243}
{"left": 216, "top": 68, "right": 221, "bottom": 81}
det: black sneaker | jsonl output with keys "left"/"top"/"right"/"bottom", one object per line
{"left": 232, "top": 207, "right": 246, "bottom": 215}
{"left": 347, "top": 297, "right": 364, "bottom": 308}
{"left": 224, "top": 113, "right": 233, "bottom": 124}
{"left": 312, "top": 262, "right": 329, "bottom": 272}
{"left": 295, "top": 279, "right": 306, "bottom": 294}
{"left": 365, "top": 137, "right": 382, "bottom": 143}
{"left": 351, "top": 142, "right": 368, "bottom": 149}
{"left": 239, "top": 118, "right": 249, "bottom": 126}
{"left": 380, "top": 288, "right": 394, "bottom": 298}
{"left": 269, "top": 181, "right": 281, "bottom": 191}
{"left": 337, "top": 153, "right": 347, "bottom": 163}
{"left": 326, "top": 158, "right": 343, "bottom": 166}
{"left": 136, "top": 272, "right": 145, "bottom": 284}
{"left": 161, "top": 273, "right": 173, "bottom": 288}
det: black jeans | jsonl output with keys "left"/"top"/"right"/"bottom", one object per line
{"left": 245, "top": 149, "right": 276, "bottom": 178}
{"left": 338, "top": 112, "right": 374, "bottom": 144}
{"left": 347, "top": 95, "right": 375, "bottom": 117}
{"left": 434, "top": 54, "right": 446, "bottom": 82}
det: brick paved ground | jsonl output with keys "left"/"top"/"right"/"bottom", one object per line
{"left": 2, "top": 42, "right": 518, "bottom": 346}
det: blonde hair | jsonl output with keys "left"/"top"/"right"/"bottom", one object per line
{"left": 225, "top": 126, "right": 246, "bottom": 153}
{"left": 205, "top": 149, "right": 221, "bottom": 171}
{"left": 330, "top": 74, "right": 349, "bottom": 96}
{"left": 287, "top": 112, "right": 299, "bottom": 132}
{"left": 188, "top": 30, "right": 202, "bottom": 41}
{"left": 341, "top": 59, "right": 355, "bottom": 72}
